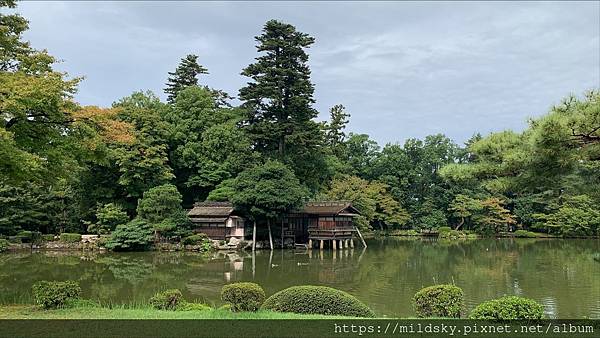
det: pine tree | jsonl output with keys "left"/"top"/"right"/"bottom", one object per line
{"left": 164, "top": 54, "right": 208, "bottom": 103}
{"left": 238, "top": 19, "right": 319, "bottom": 159}
{"left": 326, "top": 104, "right": 351, "bottom": 156}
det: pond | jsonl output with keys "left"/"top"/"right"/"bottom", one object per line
{"left": 0, "top": 238, "right": 598, "bottom": 318}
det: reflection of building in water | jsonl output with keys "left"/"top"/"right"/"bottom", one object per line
{"left": 185, "top": 255, "right": 245, "bottom": 300}
{"left": 289, "top": 249, "right": 359, "bottom": 285}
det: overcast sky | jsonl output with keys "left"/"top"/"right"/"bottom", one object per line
{"left": 12, "top": 1, "right": 600, "bottom": 145}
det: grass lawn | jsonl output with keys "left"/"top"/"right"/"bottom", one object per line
{"left": 0, "top": 305, "right": 353, "bottom": 319}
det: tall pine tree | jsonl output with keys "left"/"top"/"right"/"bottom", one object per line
{"left": 238, "top": 20, "right": 320, "bottom": 160}
{"left": 164, "top": 54, "right": 208, "bottom": 103}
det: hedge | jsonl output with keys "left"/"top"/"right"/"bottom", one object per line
{"left": 469, "top": 296, "right": 545, "bottom": 320}
{"left": 60, "top": 233, "right": 82, "bottom": 243}
{"left": 32, "top": 280, "right": 81, "bottom": 309}
{"left": 183, "top": 233, "right": 209, "bottom": 245}
{"left": 221, "top": 282, "right": 265, "bottom": 312}
{"left": 513, "top": 230, "right": 538, "bottom": 238}
{"left": 413, "top": 284, "right": 464, "bottom": 318}
{"left": 261, "top": 285, "right": 375, "bottom": 318}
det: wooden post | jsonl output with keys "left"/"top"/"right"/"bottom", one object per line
{"left": 280, "top": 219, "right": 284, "bottom": 249}
{"left": 344, "top": 239, "right": 349, "bottom": 249}
{"left": 332, "top": 239, "right": 337, "bottom": 250}
{"left": 252, "top": 220, "right": 257, "bottom": 252}
{"left": 350, "top": 239, "right": 354, "bottom": 248}
{"left": 320, "top": 240, "right": 324, "bottom": 250}
{"left": 308, "top": 239, "right": 313, "bottom": 249}
{"left": 339, "top": 240, "right": 343, "bottom": 249}
{"left": 268, "top": 220, "right": 273, "bottom": 251}
{"left": 355, "top": 227, "right": 367, "bottom": 248}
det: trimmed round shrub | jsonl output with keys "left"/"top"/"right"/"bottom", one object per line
{"left": 221, "top": 282, "right": 265, "bottom": 312}
{"left": 261, "top": 285, "right": 375, "bottom": 318}
{"left": 0, "top": 238, "right": 10, "bottom": 253}
{"left": 149, "top": 289, "right": 184, "bottom": 310}
{"left": 60, "top": 233, "right": 82, "bottom": 243}
{"left": 32, "top": 280, "right": 81, "bottom": 309}
{"left": 413, "top": 284, "right": 464, "bottom": 318}
{"left": 469, "top": 296, "right": 545, "bottom": 320}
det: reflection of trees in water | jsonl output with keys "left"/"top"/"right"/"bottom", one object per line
{"left": 95, "top": 256, "right": 155, "bottom": 285}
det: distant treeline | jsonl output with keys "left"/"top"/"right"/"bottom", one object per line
{"left": 1, "top": 0, "right": 599, "bottom": 240}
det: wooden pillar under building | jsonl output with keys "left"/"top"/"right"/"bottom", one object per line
{"left": 350, "top": 239, "right": 354, "bottom": 248}
{"left": 252, "top": 220, "right": 257, "bottom": 252}
{"left": 332, "top": 239, "right": 337, "bottom": 250}
{"left": 308, "top": 239, "right": 313, "bottom": 249}
{"left": 344, "top": 239, "right": 349, "bottom": 249}
{"left": 339, "top": 240, "right": 343, "bottom": 249}
{"left": 320, "top": 240, "right": 324, "bottom": 250}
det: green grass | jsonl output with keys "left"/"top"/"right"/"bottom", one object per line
{"left": 0, "top": 305, "right": 353, "bottom": 319}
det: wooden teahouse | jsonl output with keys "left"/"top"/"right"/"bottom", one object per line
{"left": 187, "top": 200, "right": 365, "bottom": 249}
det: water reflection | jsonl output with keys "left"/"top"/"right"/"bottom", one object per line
{"left": 0, "top": 238, "right": 598, "bottom": 318}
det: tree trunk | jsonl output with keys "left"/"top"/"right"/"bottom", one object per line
{"left": 252, "top": 220, "right": 257, "bottom": 252}
{"left": 454, "top": 218, "right": 464, "bottom": 230}
{"left": 280, "top": 219, "right": 284, "bottom": 249}
{"left": 268, "top": 219, "right": 273, "bottom": 250}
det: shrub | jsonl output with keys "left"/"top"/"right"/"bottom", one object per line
{"left": 42, "top": 234, "right": 56, "bottom": 241}
{"left": 439, "top": 230, "right": 467, "bottom": 240}
{"left": 183, "top": 233, "right": 208, "bottom": 245}
{"left": 261, "top": 285, "right": 375, "bottom": 318}
{"left": 0, "top": 238, "right": 10, "bottom": 252}
{"left": 104, "top": 219, "right": 153, "bottom": 251}
{"left": 32, "top": 280, "right": 81, "bottom": 309}
{"left": 89, "top": 203, "right": 129, "bottom": 235}
{"left": 469, "top": 296, "right": 545, "bottom": 320}
{"left": 221, "top": 282, "right": 265, "bottom": 312}
{"left": 60, "top": 233, "right": 82, "bottom": 243}
{"left": 513, "top": 230, "right": 537, "bottom": 238}
{"left": 437, "top": 226, "right": 452, "bottom": 234}
{"left": 413, "top": 284, "right": 464, "bottom": 318}
{"left": 17, "top": 231, "right": 42, "bottom": 243}
{"left": 149, "top": 289, "right": 185, "bottom": 310}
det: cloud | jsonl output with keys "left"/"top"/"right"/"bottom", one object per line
{"left": 15, "top": 1, "right": 600, "bottom": 144}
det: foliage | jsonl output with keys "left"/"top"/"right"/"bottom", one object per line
{"left": 261, "top": 285, "right": 375, "bottom": 318}
{"left": 104, "top": 219, "right": 153, "bottom": 251}
{"left": 221, "top": 282, "right": 266, "bottom": 312}
{"left": 533, "top": 195, "right": 600, "bottom": 237}
{"left": 136, "top": 184, "right": 190, "bottom": 241}
{"left": 232, "top": 161, "right": 308, "bottom": 221}
{"left": 149, "top": 289, "right": 185, "bottom": 310}
{"left": 164, "top": 54, "right": 208, "bottom": 104}
{"left": 413, "top": 284, "right": 464, "bottom": 318}
{"left": 469, "top": 296, "right": 545, "bottom": 320}
{"left": 59, "top": 233, "right": 82, "bottom": 243}
{"left": 88, "top": 203, "right": 128, "bottom": 235}
{"left": 513, "top": 230, "right": 538, "bottom": 238}
{"left": 239, "top": 20, "right": 327, "bottom": 189}
{"left": 42, "top": 234, "right": 56, "bottom": 241}
{"left": 182, "top": 233, "right": 209, "bottom": 245}
{"left": 325, "top": 175, "right": 409, "bottom": 231}
{"left": 32, "top": 280, "right": 81, "bottom": 309}
{"left": 0, "top": 238, "right": 9, "bottom": 252}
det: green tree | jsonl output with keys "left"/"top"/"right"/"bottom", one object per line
{"left": 136, "top": 184, "right": 190, "bottom": 242}
{"left": 232, "top": 161, "right": 308, "bottom": 248}
{"left": 325, "top": 104, "right": 351, "bottom": 157}
{"left": 164, "top": 54, "right": 208, "bottom": 104}
{"left": 88, "top": 203, "right": 129, "bottom": 235}
{"left": 238, "top": 20, "right": 326, "bottom": 189}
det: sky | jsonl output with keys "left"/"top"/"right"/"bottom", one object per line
{"left": 11, "top": 1, "right": 600, "bottom": 145}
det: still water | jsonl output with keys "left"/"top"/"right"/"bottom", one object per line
{"left": 0, "top": 238, "right": 598, "bottom": 318}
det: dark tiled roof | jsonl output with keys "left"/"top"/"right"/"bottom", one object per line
{"left": 190, "top": 217, "right": 228, "bottom": 223}
{"left": 298, "top": 201, "right": 359, "bottom": 216}
{"left": 188, "top": 202, "right": 233, "bottom": 217}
